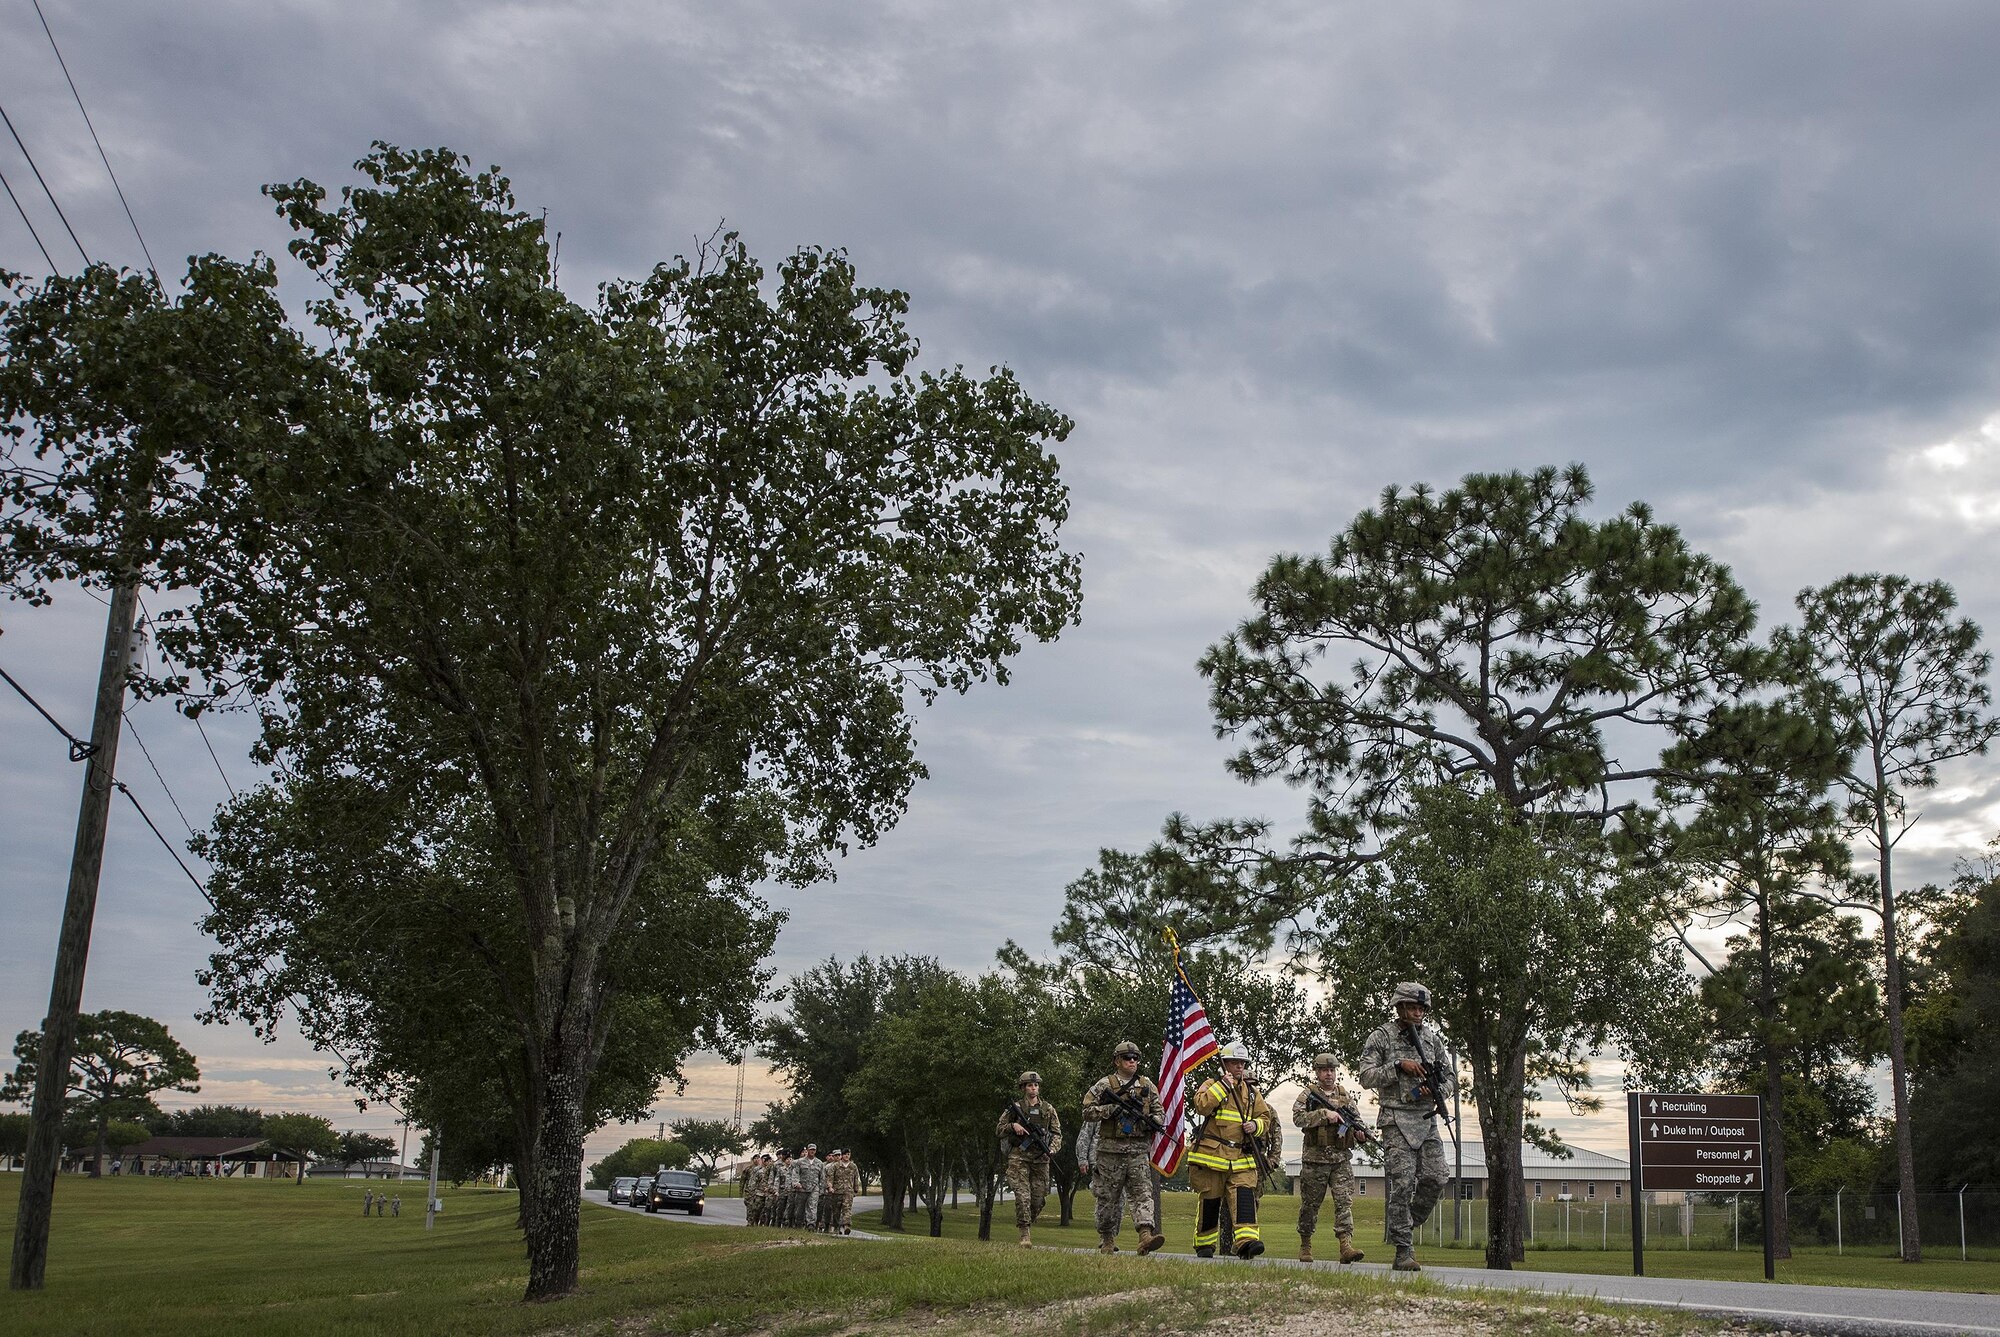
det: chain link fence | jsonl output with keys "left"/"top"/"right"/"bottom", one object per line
{"left": 1403, "top": 1190, "right": 2000, "bottom": 1259}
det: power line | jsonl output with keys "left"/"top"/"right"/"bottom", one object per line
{"left": 194, "top": 714, "right": 238, "bottom": 800}
{"left": 0, "top": 661, "right": 93, "bottom": 759}
{"left": 0, "top": 162, "right": 58, "bottom": 270}
{"left": 123, "top": 711, "right": 198, "bottom": 840}
{"left": 0, "top": 99, "right": 90, "bottom": 266}
{"left": 31, "top": 0, "right": 157, "bottom": 283}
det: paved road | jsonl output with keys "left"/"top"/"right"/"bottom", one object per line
{"left": 1142, "top": 1251, "right": 2000, "bottom": 1336}
{"left": 586, "top": 1189, "right": 887, "bottom": 1236}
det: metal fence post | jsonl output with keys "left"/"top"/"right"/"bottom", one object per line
{"left": 1961, "top": 1184, "right": 1969, "bottom": 1262}
{"left": 1836, "top": 1187, "right": 1843, "bottom": 1255}
{"left": 1897, "top": 1191, "right": 1903, "bottom": 1257}
{"left": 1734, "top": 1193, "right": 1740, "bottom": 1251}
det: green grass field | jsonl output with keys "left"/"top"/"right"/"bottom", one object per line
{"left": 0, "top": 1175, "right": 1742, "bottom": 1337}
{"left": 857, "top": 1190, "right": 2000, "bottom": 1293}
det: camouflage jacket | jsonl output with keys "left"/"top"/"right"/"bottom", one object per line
{"left": 794, "top": 1156, "right": 825, "bottom": 1192}
{"left": 996, "top": 1096, "right": 1064, "bottom": 1159}
{"left": 1081, "top": 1072, "right": 1166, "bottom": 1154}
{"left": 773, "top": 1161, "right": 798, "bottom": 1192}
{"left": 823, "top": 1161, "right": 856, "bottom": 1194}
{"left": 1357, "top": 1019, "right": 1455, "bottom": 1142}
{"left": 1292, "top": 1080, "right": 1363, "bottom": 1163}
{"left": 741, "top": 1163, "right": 769, "bottom": 1196}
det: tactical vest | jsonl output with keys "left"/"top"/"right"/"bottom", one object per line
{"left": 1097, "top": 1075, "right": 1156, "bottom": 1140}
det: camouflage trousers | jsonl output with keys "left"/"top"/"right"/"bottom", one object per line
{"left": 1006, "top": 1153, "right": 1051, "bottom": 1229}
{"left": 829, "top": 1192, "right": 854, "bottom": 1231}
{"left": 1296, "top": 1157, "right": 1357, "bottom": 1240}
{"left": 1381, "top": 1122, "right": 1447, "bottom": 1247}
{"left": 1090, "top": 1150, "right": 1156, "bottom": 1238}
{"left": 788, "top": 1189, "right": 809, "bottom": 1227}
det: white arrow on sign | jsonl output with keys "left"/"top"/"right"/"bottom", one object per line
{"left": 1745, "top": 1147, "right": 1755, "bottom": 1162}
{"left": 1649, "top": 1123, "right": 1659, "bottom": 1137}
{"left": 1648, "top": 1098, "right": 1658, "bottom": 1113}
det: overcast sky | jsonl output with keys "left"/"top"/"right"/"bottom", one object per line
{"left": 5, "top": 1, "right": 2000, "bottom": 1165}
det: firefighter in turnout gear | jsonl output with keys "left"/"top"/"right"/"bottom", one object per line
{"left": 1188, "top": 1041, "right": 1273, "bottom": 1259}
{"left": 997, "top": 1070, "right": 1063, "bottom": 1247}
{"left": 1292, "top": 1052, "right": 1367, "bottom": 1264}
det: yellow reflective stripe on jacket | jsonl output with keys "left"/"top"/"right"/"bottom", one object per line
{"left": 1211, "top": 1108, "right": 1247, "bottom": 1123}
{"left": 1187, "top": 1147, "right": 1258, "bottom": 1171}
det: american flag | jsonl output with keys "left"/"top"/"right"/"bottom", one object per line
{"left": 1151, "top": 967, "right": 1219, "bottom": 1175}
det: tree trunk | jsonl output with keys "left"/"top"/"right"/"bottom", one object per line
{"left": 1755, "top": 890, "right": 1792, "bottom": 1259}
{"left": 1876, "top": 798, "right": 1922, "bottom": 1262}
{"left": 1475, "top": 1042, "right": 1527, "bottom": 1270}
{"left": 524, "top": 1068, "right": 588, "bottom": 1300}
{"left": 92, "top": 1115, "right": 108, "bottom": 1179}
{"left": 1054, "top": 1166, "right": 1077, "bottom": 1226}
{"left": 879, "top": 1160, "right": 907, "bottom": 1231}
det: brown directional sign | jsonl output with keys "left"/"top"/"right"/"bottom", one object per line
{"left": 1628, "top": 1091, "right": 1763, "bottom": 1192}
{"left": 1628, "top": 1091, "right": 1773, "bottom": 1279}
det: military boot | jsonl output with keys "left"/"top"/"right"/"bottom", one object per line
{"left": 1137, "top": 1226, "right": 1165, "bottom": 1256}
{"left": 1236, "top": 1236, "right": 1265, "bottom": 1260}
{"left": 1017, "top": 1225, "right": 1032, "bottom": 1248}
{"left": 1193, "top": 1245, "right": 1216, "bottom": 1258}
{"left": 1392, "top": 1245, "right": 1421, "bottom": 1272}
{"left": 1097, "top": 1231, "right": 1117, "bottom": 1255}
{"left": 1337, "top": 1233, "right": 1365, "bottom": 1264}
{"left": 1297, "top": 1235, "right": 1314, "bottom": 1263}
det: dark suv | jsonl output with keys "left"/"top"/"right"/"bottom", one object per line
{"left": 645, "top": 1169, "right": 705, "bottom": 1215}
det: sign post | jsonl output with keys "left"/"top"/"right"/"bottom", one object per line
{"left": 1626, "top": 1092, "right": 1771, "bottom": 1280}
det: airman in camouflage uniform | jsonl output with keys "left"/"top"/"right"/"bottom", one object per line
{"left": 773, "top": 1150, "right": 799, "bottom": 1227}
{"left": 741, "top": 1155, "right": 768, "bottom": 1225}
{"left": 1079, "top": 1041, "right": 1167, "bottom": 1255}
{"left": 794, "top": 1144, "right": 824, "bottom": 1228}
{"left": 824, "top": 1150, "right": 858, "bottom": 1233}
{"left": 997, "top": 1070, "right": 1064, "bottom": 1247}
{"left": 1293, "top": 1052, "right": 1367, "bottom": 1264}
{"left": 1358, "top": 982, "right": 1455, "bottom": 1272}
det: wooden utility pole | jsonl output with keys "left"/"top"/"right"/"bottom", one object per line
{"left": 10, "top": 579, "right": 142, "bottom": 1291}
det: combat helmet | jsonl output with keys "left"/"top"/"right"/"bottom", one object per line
{"left": 1112, "top": 1040, "right": 1142, "bottom": 1060}
{"left": 1017, "top": 1070, "right": 1042, "bottom": 1088}
{"left": 1312, "top": 1052, "right": 1339, "bottom": 1071}
{"left": 1392, "top": 981, "right": 1433, "bottom": 1011}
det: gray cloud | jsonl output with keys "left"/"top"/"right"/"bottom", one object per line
{"left": 7, "top": 1, "right": 2000, "bottom": 1156}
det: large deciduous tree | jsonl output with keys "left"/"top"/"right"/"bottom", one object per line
{"left": 1188, "top": 465, "right": 1754, "bottom": 1266}
{"left": 1780, "top": 575, "right": 1999, "bottom": 1260}
{"left": 4, "top": 145, "right": 1080, "bottom": 1300}
{"left": 1907, "top": 842, "right": 2000, "bottom": 1193}
{"left": 261, "top": 1112, "right": 339, "bottom": 1184}
{"left": 670, "top": 1120, "right": 748, "bottom": 1184}
{"left": 1, "top": 1011, "right": 199, "bottom": 1177}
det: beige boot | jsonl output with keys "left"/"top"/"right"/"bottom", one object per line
{"left": 1392, "top": 1245, "right": 1421, "bottom": 1272}
{"left": 1338, "top": 1233, "right": 1365, "bottom": 1264}
{"left": 1298, "top": 1235, "right": 1314, "bottom": 1263}
{"left": 1017, "top": 1225, "right": 1032, "bottom": 1248}
{"left": 1097, "top": 1231, "right": 1118, "bottom": 1255}
{"left": 1137, "top": 1225, "right": 1165, "bottom": 1256}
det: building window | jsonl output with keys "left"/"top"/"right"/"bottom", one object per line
{"left": 1533, "top": 1181, "right": 1543, "bottom": 1199}
{"left": 1358, "top": 1179, "right": 1367, "bottom": 1194}
{"left": 1587, "top": 1182, "right": 1596, "bottom": 1199}
{"left": 1614, "top": 1184, "right": 1623, "bottom": 1201}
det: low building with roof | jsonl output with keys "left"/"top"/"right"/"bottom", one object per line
{"left": 1287, "top": 1139, "right": 1630, "bottom": 1203}
{"left": 121, "top": 1135, "right": 305, "bottom": 1179}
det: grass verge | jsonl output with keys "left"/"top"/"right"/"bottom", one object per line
{"left": 0, "top": 1174, "right": 1751, "bottom": 1336}
{"left": 857, "top": 1190, "right": 2000, "bottom": 1293}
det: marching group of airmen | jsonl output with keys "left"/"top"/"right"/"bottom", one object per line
{"left": 994, "top": 980, "right": 1456, "bottom": 1272}
{"left": 739, "top": 1145, "right": 862, "bottom": 1233}
{"left": 729, "top": 982, "right": 1454, "bottom": 1272}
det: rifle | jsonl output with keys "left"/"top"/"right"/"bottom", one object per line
{"left": 1399, "top": 1022, "right": 1455, "bottom": 1129}
{"left": 1005, "top": 1101, "right": 1053, "bottom": 1156}
{"left": 1103, "top": 1075, "right": 1166, "bottom": 1134}
{"left": 1301, "top": 1085, "right": 1374, "bottom": 1145}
